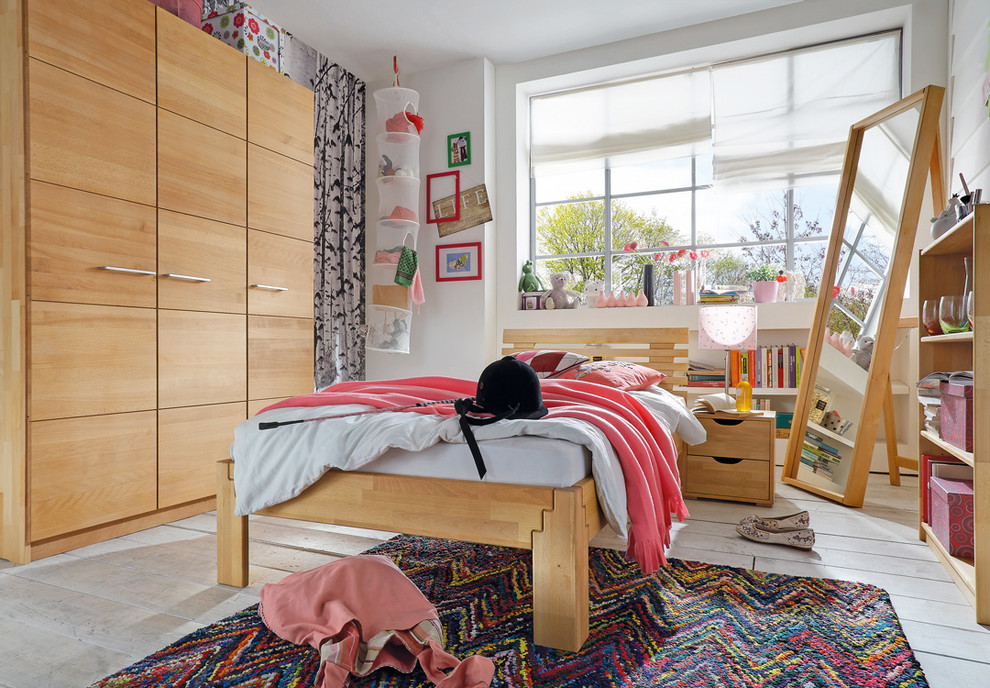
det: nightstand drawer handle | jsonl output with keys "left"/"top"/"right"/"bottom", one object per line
{"left": 713, "top": 456, "right": 743, "bottom": 465}
{"left": 712, "top": 418, "right": 744, "bottom": 426}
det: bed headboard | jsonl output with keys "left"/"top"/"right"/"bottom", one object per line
{"left": 501, "top": 327, "right": 689, "bottom": 393}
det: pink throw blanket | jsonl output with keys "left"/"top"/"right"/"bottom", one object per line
{"left": 262, "top": 376, "right": 689, "bottom": 573}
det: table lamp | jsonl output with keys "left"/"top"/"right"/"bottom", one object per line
{"left": 698, "top": 305, "right": 758, "bottom": 405}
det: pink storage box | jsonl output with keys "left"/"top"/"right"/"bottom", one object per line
{"left": 149, "top": 0, "right": 202, "bottom": 27}
{"left": 939, "top": 381, "right": 973, "bottom": 452}
{"left": 930, "top": 476, "right": 975, "bottom": 559}
{"left": 201, "top": 3, "right": 282, "bottom": 72}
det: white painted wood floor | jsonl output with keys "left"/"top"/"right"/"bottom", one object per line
{"left": 0, "top": 470, "right": 987, "bottom": 688}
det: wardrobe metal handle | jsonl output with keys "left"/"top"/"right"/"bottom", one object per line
{"left": 162, "top": 273, "right": 211, "bottom": 283}
{"left": 99, "top": 266, "right": 155, "bottom": 276}
{"left": 251, "top": 284, "right": 288, "bottom": 292}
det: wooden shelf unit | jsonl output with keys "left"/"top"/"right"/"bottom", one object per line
{"left": 917, "top": 204, "right": 987, "bottom": 624}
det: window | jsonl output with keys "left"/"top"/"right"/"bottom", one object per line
{"left": 529, "top": 31, "right": 901, "bottom": 307}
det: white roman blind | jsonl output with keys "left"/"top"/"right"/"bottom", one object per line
{"left": 711, "top": 31, "right": 901, "bottom": 192}
{"left": 530, "top": 69, "right": 711, "bottom": 178}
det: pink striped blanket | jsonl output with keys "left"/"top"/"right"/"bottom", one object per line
{"left": 261, "top": 376, "right": 689, "bottom": 573}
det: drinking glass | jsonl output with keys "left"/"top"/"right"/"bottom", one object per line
{"left": 922, "top": 299, "right": 943, "bottom": 336}
{"left": 967, "top": 291, "right": 975, "bottom": 331}
{"left": 939, "top": 295, "right": 970, "bottom": 334}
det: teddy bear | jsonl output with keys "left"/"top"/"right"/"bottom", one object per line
{"left": 850, "top": 335, "right": 874, "bottom": 371}
{"left": 543, "top": 273, "right": 581, "bottom": 309}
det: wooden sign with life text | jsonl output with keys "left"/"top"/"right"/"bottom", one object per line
{"left": 432, "top": 183, "right": 492, "bottom": 237}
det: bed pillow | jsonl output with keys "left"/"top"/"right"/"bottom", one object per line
{"left": 510, "top": 350, "right": 590, "bottom": 379}
{"left": 552, "top": 360, "right": 666, "bottom": 391}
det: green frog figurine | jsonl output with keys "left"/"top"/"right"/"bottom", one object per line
{"left": 518, "top": 260, "right": 545, "bottom": 292}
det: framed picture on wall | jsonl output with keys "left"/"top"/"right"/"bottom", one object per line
{"left": 436, "top": 242, "right": 482, "bottom": 282}
{"left": 447, "top": 132, "right": 471, "bottom": 167}
{"left": 426, "top": 171, "right": 460, "bottom": 224}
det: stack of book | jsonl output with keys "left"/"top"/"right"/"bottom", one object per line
{"left": 916, "top": 370, "right": 972, "bottom": 437}
{"left": 728, "top": 345, "right": 806, "bottom": 389}
{"left": 698, "top": 288, "right": 740, "bottom": 304}
{"left": 687, "top": 368, "right": 727, "bottom": 388}
{"left": 801, "top": 430, "right": 842, "bottom": 480}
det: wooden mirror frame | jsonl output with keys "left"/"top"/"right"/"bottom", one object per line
{"left": 781, "top": 85, "right": 945, "bottom": 507}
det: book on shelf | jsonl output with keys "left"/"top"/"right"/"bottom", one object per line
{"left": 804, "top": 430, "right": 840, "bottom": 457}
{"left": 698, "top": 288, "right": 740, "bottom": 304}
{"left": 726, "top": 344, "right": 807, "bottom": 389}
{"left": 688, "top": 373, "right": 725, "bottom": 381}
{"left": 687, "top": 379, "right": 727, "bottom": 387}
{"left": 917, "top": 370, "right": 973, "bottom": 397}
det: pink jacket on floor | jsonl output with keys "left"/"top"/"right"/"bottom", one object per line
{"left": 259, "top": 555, "right": 494, "bottom": 688}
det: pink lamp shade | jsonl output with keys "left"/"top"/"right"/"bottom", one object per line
{"left": 698, "top": 305, "right": 758, "bottom": 351}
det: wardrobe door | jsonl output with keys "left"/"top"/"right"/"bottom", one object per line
{"left": 158, "top": 402, "right": 246, "bottom": 507}
{"left": 247, "top": 230, "right": 313, "bottom": 318}
{"left": 158, "top": 210, "right": 246, "bottom": 314}
{"left": 247, "top": 57, "right": 314, "bottom": 163}
{"left": 27, "top": 0, "right": 156, "bottom": 103}
{"left": 248, "top": 143, "right": 314, "bottom": 241}
{"left": 30, "top": 412, "right": 157, "bottom": 541}
{"left": 158, "top": 109, "right": 246, "bottom": 226}
{"left": 158, "top": 310, "right": 247, "bottom": 409}
{"left": 29, "top": 302, "right": 157, "bottom": 421}
{"left": 248, "top": 315, "right": 314, "bottom": 401}
{"left": 28, "top": 58, "right": 156, "bottom": 205}
{"left": 156, "top": 8, "right": 246, "bottom": 136}
{"left": 29, "top": 182, "right": 157, "bottom": 308}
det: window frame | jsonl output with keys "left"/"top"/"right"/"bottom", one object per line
{"left": 527, "top": 30, "right": 902, "bottom": 297}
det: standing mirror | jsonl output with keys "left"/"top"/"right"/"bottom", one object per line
{"left": 782, "top": 85, "right": 945, "bottom": 507}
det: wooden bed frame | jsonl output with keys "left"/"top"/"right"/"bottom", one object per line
{"left": 217, "top": 327, "right": 688, "bottom": 652}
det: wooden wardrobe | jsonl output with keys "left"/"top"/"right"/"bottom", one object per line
{"left": 0, "top": 0, "right": 316, "bottom": 563}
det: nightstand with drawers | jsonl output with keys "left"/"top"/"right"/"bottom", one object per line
{"left": 680, "top": 410, "right": 776, "bottom": 507}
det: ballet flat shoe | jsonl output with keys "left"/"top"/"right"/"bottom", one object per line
{"left": 738, "top": 510, "right": 810, "bottom": 533}
{"left": 735, "top": 522, "right": 815, "bottom": 550}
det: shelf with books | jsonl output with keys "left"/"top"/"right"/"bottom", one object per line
{"left": 727, "top": 344, "right": 806, "bottom": 392}
{"left": 795, "top": 418, "right": 856, "bottom": 493}
{"left": 916, "top": 203, "right": 985, "bottom": 624}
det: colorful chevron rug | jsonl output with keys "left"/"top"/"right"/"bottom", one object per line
{"left": 92, "top": 535, "right": 928, "bottom": 687}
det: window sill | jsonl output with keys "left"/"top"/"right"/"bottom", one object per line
{"left": 506, "top": 299, "right": 816, "bottom": 331}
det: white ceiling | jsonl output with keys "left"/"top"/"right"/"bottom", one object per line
{"left": 244, "top": 0, "right": 803, "bottom": 84}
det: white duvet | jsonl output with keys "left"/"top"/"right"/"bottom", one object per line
{"left": 230, "top": 384, "right": 705, "bottom": 542}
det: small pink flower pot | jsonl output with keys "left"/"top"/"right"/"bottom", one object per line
{"left": 752, "top": 280, "right": 779, "bottom": 303}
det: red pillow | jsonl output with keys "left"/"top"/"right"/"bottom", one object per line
{"left": 552, "top": 360, "right": 666, "bottom": 391}
{"left": 510, "top": 350, "right": 590, "bottom": 379}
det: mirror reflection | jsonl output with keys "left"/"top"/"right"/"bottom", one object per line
{"left": 793, "top": 103, "right": 923, "bottom": 494}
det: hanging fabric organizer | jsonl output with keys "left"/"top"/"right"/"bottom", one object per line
{"left": 367, "top": 86, "right": 421, "bottom": 354}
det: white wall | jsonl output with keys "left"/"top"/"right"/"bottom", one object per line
{"left": 365, "top": 58, "right": 497, "bottom": 381}
{"left": 948, "top": 0, "right": 990, "bottom": 194}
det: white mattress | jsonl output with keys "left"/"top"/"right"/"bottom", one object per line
{"left": 361, "top": 435, "right": 592, "bottom": 487}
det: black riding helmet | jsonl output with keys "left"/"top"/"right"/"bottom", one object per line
{"left": 455, "top": 356, "right": 548, "bottom": 478}
{"left": 460, "top": 356, "right": 548, "bottom": 420}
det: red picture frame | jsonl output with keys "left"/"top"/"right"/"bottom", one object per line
{"left": 426, "top": 171, "right": 460, "bottom": 224}
{"left": 436, "top": 242, "right": 482, "bottom": 282}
